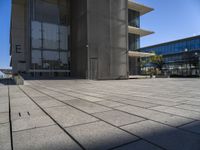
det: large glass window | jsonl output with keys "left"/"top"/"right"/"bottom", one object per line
{"left": 60, "top": 26, "right": 69, "bottom": 50}
{"left": 43, "top": 51, "right": 59, "bottom": 61}
{"left": 128, "top": 10, "right": 140, "bottom": 28}
{"left": 128, "top": 34, "right": 140, "bottom": 50}
{"left": 32, "top": 50, "right": 42, "bottom": 69}
{"left": 31, "top": 0, "right": 70, "bottom": 70}
{"left": 31, "top": 21, "right": 42, "bottom": 49}
{"left": 43, "top": 23, "right": 59, "bottom": 49}
{"left": 34, "top": 0, "right": 59, "bottom": 24}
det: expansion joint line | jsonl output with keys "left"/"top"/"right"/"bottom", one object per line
{"left": 8, "top": 82, "right": 13, "bottom": 150}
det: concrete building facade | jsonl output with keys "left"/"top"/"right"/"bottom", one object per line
{"left": 10, "top": 0, "right": 153, "bottom": 79}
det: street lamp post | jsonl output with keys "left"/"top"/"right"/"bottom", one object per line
{"left": 195, "top": 52, "right": 200, "bottom": 77}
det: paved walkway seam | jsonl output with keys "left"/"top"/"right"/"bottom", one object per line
{"left": 8, "top": 86, "right": 13, "bottom": 150}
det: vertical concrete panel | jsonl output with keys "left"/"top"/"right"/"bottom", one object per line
{"left": 71, "top": 0, "right": 88, "bottom": 78}
{"left": 25, "top": 0, "right": 31, "bottom": 73}
{"left": 11, "top": 0, "right": 27, "bottom": 74}
{"left": 87, "top": 0, "right": 110, "bottom": 79}
{"left": 110, "top": 0, "right": 128, "bottom": 78}
{"left": 87, "top": 0, "right": 128, "bottom": 79}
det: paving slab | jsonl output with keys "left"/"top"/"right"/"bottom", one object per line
{"left": 66, "top": 121, "right": 138, "bottom": 150}
{"left": 0, "top": 112, "right": 9, "bottom": 124}
{"left": 45, "top": 105, "right": 98, "bottom": 128}
{"left": 0, "top": 90, "right": 8, "bottom": 98}
{"left": 11, "top": 109, "right": 55, "bottom": 132}
{"left": 126, "top": 95, "right": 180, "bottom": 106}
{"left": 0, "top": 103, "right": 9, "bottom": 113}
{"left": 10, "top": 96, "right": 40, "bottom": 114}
{"left": 174, "top": 97, "right": 200, "bottom": 102}
{"left": 180, "top": 121, "right": 200, "bottom": 134}
{"left": 114, "top": 99, "right": 159, "bottom": 108}
{"left": 0, "top": 96, "right": 8, "bottom": 104}
{"left": 183, "top": 100, "right": 200, "bottom": 106}
{"left": 116, "top": 105, "right": 194, "bottom": 127}
{"left": 93, "top": 110, "right": 145, "bottom": 126}
{"left": 31, "top": 96, "right": 53, "bottom": 101}
{"left": 113, "top": 140, "right": 162, "bottom": 150}
{"left": 9, "top": 93, "right": 27, "bottom": 99}
{"left": 10, "top": 97, "right": 35, "bottom": 107}
{"left": 0, "top": 123, "right": 11, "bottom": 150}
{"left": 11, "top": 103, "right": 39, "bottom": 114}
{"left": 19, "top": 87, "right": 45, "bottom": 97}
{"left": 122, "top": 120, "right": 200, "bottom": 150}
{"left": 54, "top": 96, "right": 77, "bottom": 101}
{"left": 13, "top": 125, "right": 82, "bottom": 150}
{"left": 65, "top": 92, "right": 105, "bottom": 102}
{"left": 76, "top": 91, "right": 104, "bottom": 98}
{"left": 151, "top": 106, "right": 200, "bottom": 120}
{"left": 36, "top": 100, "right": 65, "bottom": 108}
{"left": 32, "top": 95, "right": 74, "bottom": 102}
{"left": 65, "top": 99, "right": 112, "bottom": 114}
{"left": 175, "top": 104, "right": 200, "bottom": 112}
{"left": 96, "top": 100, "right": 126, "bottom": 108}
{"left": 79, "top": 95, "right": 105, "bottom": 102}
{"left": 9, "top": 86, "right": 21, "bottom": 93}
{"left": 41, "top": 91, "right": 67, "bottom": 98}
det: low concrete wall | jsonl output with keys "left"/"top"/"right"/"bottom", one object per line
{"left": 13, "top": 75, "right": 24, "bottom": 85}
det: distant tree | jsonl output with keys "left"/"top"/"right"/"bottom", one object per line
{"left": 141, "top": 53, "right": 164, "bottom": 75}
{"left": 149, "top": 54, "right": 164, "bottom": 72}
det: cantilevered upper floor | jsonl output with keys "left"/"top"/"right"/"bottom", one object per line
{"left": 128, "top": 0, "right": 154, "bottom": 38}
{"left": 128, "top": 0, "right": 154, "bottom": 75}
{"left": 128, "top": 0, "right": 154, "bottom": 52}
{"left": 128, "top": 26, "right": 154, "bottom": 37}
{"left": 128, "top": 0, "right": 153, "bottom": 16}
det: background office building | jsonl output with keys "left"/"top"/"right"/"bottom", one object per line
{"left": 140, "top": 35, "right": 200, "bottom": 77}
{"left": 10, "top": 0, "right": 153, "bottom": 79}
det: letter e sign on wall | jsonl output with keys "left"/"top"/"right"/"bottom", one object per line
{"left": 16, "top": 44, "right": 22, "bottom": 53}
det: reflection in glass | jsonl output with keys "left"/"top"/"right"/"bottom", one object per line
{"left": 128, "top": 10, "right": 140, "bottom": 28}
{"left": 32, "top": 21, "right": 42, "bottom": 48}
{"left": 43, "top": 23, "right": 59, "bottom": 49}
{"left": 31, "top": 0, "right": 71, "bottom": 71}
{"left": 32, "top": 50, "right": 42, "bottom": 69}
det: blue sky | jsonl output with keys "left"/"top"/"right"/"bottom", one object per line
{"left": 0, "top": 0, "right": 200, "bottom": 68}
{"left": 136, "top": 0, "right": 200, "bottom": 47}
{"left": 0, "top": 0, "right": 11, "bottom": 69}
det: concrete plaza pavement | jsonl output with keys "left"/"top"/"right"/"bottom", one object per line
{"left": 1, "top": 78, "right": 200, "bottom": 150}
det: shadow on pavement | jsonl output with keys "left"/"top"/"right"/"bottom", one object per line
{"left": 0, "top": 78, "right": 15, "bottom": 85}
{"left": 12, "top": 119, "right": 200, "bottom": 150}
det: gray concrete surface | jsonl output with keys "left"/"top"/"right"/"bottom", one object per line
{"left": 1, "top": 78, "right": 200, "bottom": 150}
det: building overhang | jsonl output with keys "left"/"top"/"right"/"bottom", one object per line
{"left": 128, "top": 0, "right": 154, "bottom": 16}
{"left": 129, "top": 51, "right": 155, "bottom": 58}
{"left": 128, "top": 26, "right": 154, "bottom": 37}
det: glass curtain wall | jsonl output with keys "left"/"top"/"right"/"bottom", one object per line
{"left": 142, "top": 38, "right": 200, "bottom": 55}
{"left": 128, "top": 9, "right": 140, "bottom": 51}
{"left": 31, "top": 0, "right": 70, "bottom": 72}
{"left": 128, "top": 33, "right": 140, "bottom": 50}
{"left": 128, "top": 9, "right": 140, "bottom": 28}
